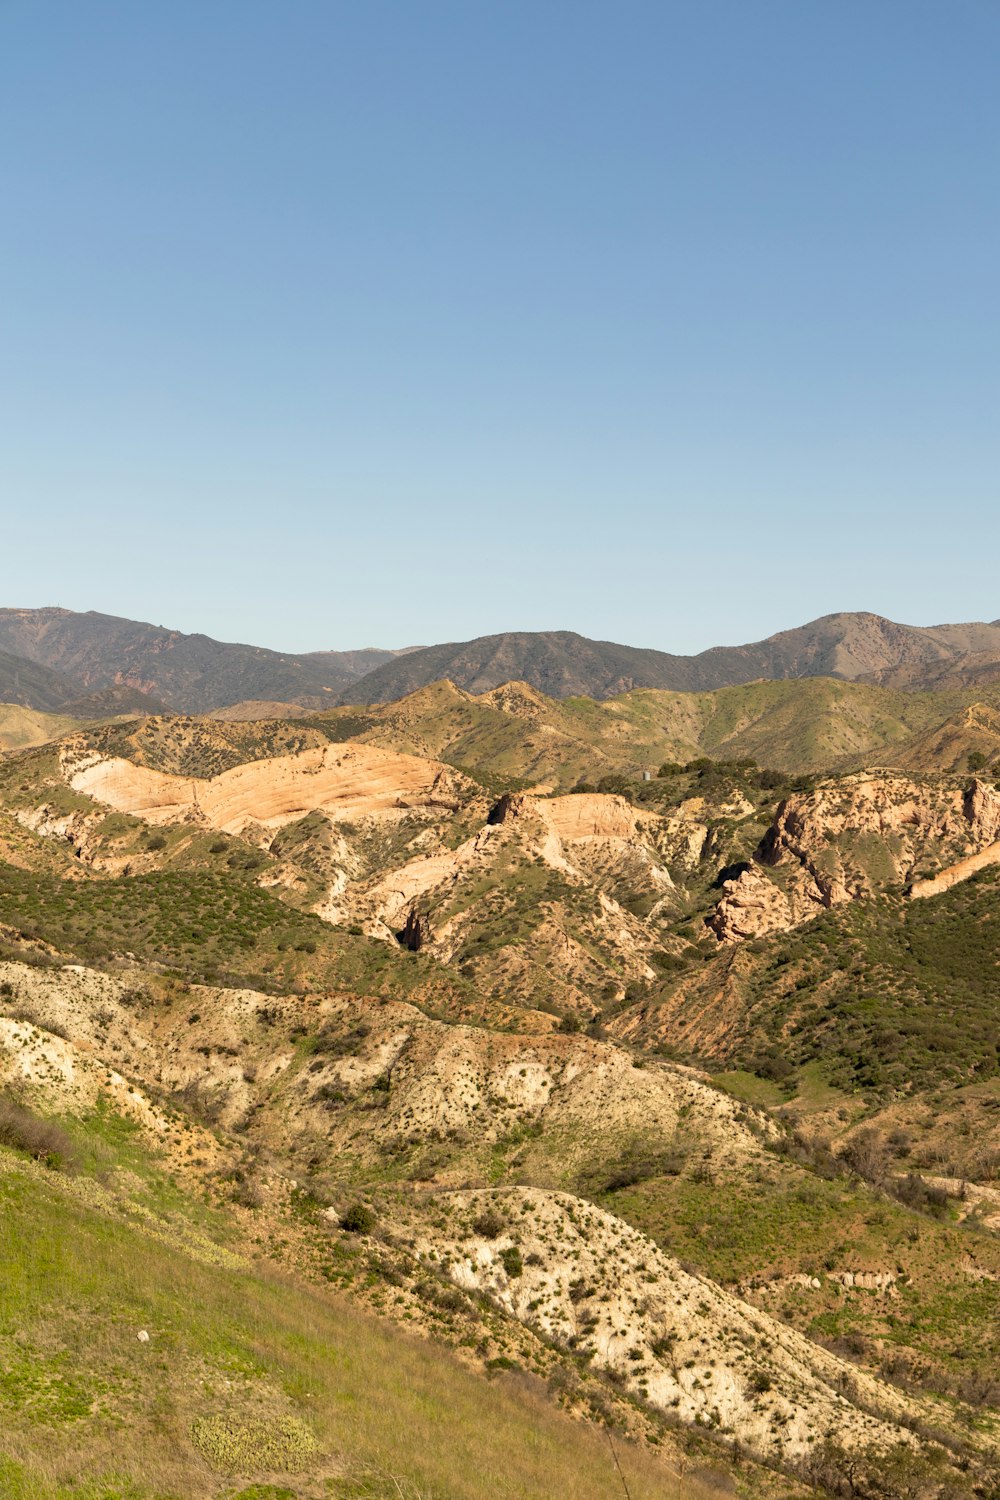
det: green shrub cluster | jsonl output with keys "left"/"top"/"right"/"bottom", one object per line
{"left": 722, "top": 870, "right": 1000, "bottom": 1090}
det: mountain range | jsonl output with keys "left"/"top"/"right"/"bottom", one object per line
{"left": 3, "top": 605, "right": 1000, "bottom": 715}
{"left": 0, "top": 607, "right": 406, "bottom": 715}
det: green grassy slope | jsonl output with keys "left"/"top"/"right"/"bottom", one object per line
{"left": 0, "top": 704, "right": 86, "bottom": 752}
{"left": 0, "top": 1124, "right": 761, "bottom": 1500}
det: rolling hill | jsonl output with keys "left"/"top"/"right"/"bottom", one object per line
{"left": 314, "top": 675, "right": 1000, "bottom": 785}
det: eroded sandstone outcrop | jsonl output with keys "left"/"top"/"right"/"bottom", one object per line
{"left": 63, "top": 741, "right": 471, "bottom": 834}
{"left": 706, "top": 865, "right": 801, "bottom": 942}
{"left": 710, "top": 774, "right": 1000, "bottom": 942}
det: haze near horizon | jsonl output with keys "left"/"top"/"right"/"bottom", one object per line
{"left": 2, "top": 2, "right": 998, "bottom": 651}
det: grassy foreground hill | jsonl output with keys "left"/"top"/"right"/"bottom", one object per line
{"left": 0, "top": 1107, "right": 735, "bottom": 1500}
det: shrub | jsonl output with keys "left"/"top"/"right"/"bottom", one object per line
{"left": 472, "top": 1207, "right": 505, "bottom": 1239}
{"left": 889, "top": 1173, "right": 952, "bottom": 1218}
{"left": 146, "top": 833, "right": 167, "bottom": 851}
{"left": 591, "top": 1141, "right": 686, "bottom": 1193}
{"left": 0, "top": 1097, "right": 74, "bottom": 1169}
{"left": 340, "top": 1202, "right": 376, "bottom": 1234}
{"left": 310, "top": 1023, "right": 371, "bottom": 1058}
{"left": 500, "top": 1246, "right": 523, "bottom": 1278}
{"left": 312, "top": 1084, "right": 346, "bottom": 1107}
{"left": 595, "top": 774, "right": 633, "bottom": 796}
{"left": 837, "top": 1127, "right": 889, "bottom": 1186}
{"left": 171, "top": 1079, "right": 226, "bottom": 1126}
{"left": 747, "top": 1047, "right": 795, "bottom": 1084}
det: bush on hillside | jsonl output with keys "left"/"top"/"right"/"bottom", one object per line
{"left": 837, "top": 1128, "right": 889, "bottom": 1186}
{"left": 471, "top": 1207, "right": 505, "bottom": 1239}
{"left": 0, "top": 1096, "right": 74, "bottom": 1169}
{"left": 340, "top": 1202, "right": 376, "bottom": 1234}
{"left": 500, "top": 1246, "right": 523, "bottom": 1278}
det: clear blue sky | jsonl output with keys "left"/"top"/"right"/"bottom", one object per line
{"left": 2, "top": 2, "right": 998, "bottom": 652}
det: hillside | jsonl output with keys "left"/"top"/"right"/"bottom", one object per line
{"left": 313, "top": 675, "right": 1000, "bottom": 786}
{"left": 30, "top": 671, "right": 999, "bottom": 792}
{"left": 2, "top": 952, "right": 993, "bottom": 1497}
{"left": 0, "top": 704, "right": 85, "bottom": 752}
{"left": 0, "top": 1059, "right": 731, "bottom": 1500}
{"left": 0, "top": 647, "right": 79, "bottom": 713}
{"left": 341, "top": 612, "right": 1000, "bottom": 704}
{"left": 5, "top": 679, "right": 1000, "bottom": 1496}
{"left": 9, "top": 605, "right": 1000, "bottom": 714}
{"left": 0, "top": 608, "right": 406, "bottom": 714}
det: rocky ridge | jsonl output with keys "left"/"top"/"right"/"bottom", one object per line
{"left": 709, "top": 774, "right": 1000, "bottom": 942}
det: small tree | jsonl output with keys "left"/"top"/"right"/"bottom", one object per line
{"left": 838, "top": 1127, "right": 889, "bottom": 1186}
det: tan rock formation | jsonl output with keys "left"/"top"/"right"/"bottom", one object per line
{"left": 710, "top": 772, "right": 1000, "bottom": 941}
{"left": 909, "top": 840, "right": 1000, "bottom": 900}
{"left": 539, "top": 792, "right": 645, "bottom": 842}
{"left": 707, "top": 865, "right": 801, "bottom": 942}
{"left": 65, "top": 742, "right": 469, "bottom": 835}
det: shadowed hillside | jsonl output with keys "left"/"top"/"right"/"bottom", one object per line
{"left": 0, "top": 608, "right": 407, "bottom": 714}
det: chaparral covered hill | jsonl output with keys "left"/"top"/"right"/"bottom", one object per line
{"left": 340, "top": 611, "right": 1000, "bottom": 704}
{"left": 4, "top": 656, "right": 1000, "bottom": 1497}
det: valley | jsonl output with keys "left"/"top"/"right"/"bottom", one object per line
{"left": 2, "top": 620, "right": 1000, "bottom": 1498}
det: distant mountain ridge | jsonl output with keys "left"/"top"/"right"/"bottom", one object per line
{"left": 0, "top": 646, "right": 80, "bottom": 713}
{"left": 4, "top": 605, "right": 1000, "bottom": 715}
{"left": 339, "top": 612, "right": 1000, "bottom": 704}
{"left": 0, "top": 608, "right": 407, "bottom": 715}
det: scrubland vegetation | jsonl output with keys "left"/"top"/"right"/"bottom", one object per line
{"left": 3, "top": 682, "right": 1000, "bottom": 1498}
